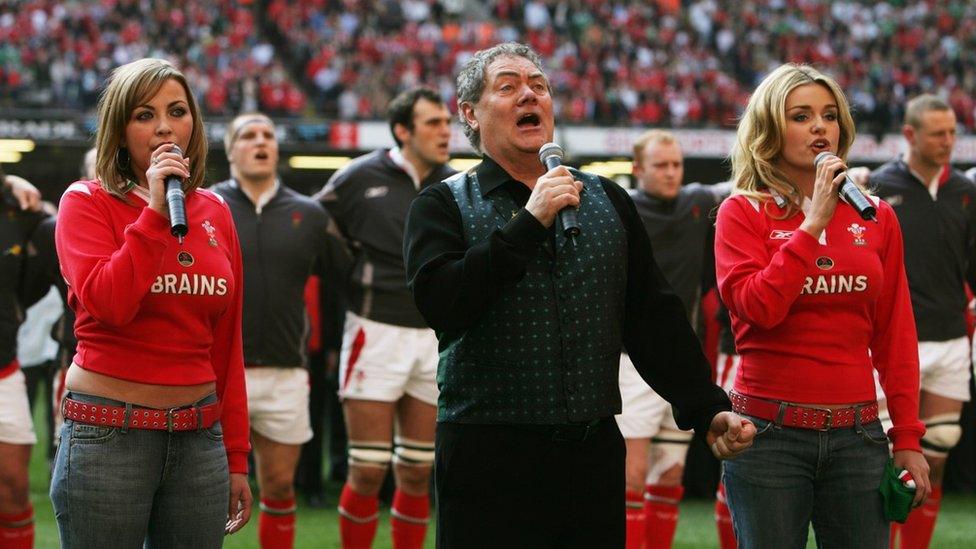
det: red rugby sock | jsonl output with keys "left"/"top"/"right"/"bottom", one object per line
{"left": 897, "top": 485, "right": 941, "bottom": 549}
{"left": 390, "top": 490, "right": 429, "bottom": 549}
{"left": 645, "top": 484, "right": 683, "bottom": 549}
{"left": 714, "top": 483, "right": 737, "bottom": 549}
{"left": 0, "top": 504, "right": 34, "bottom": 549}
{"left": 625, "top": 490, "right": 646, "bottom": 549}
{"left": 339, "top": 485, "right": 379, "bottom": 549}
{"left": 890, "top": 521, "right": 901, "bottom": 548}
{"left": 258, "top": 497, "right": 297, "bottom": 549}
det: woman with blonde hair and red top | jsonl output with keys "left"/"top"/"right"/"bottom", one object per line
{"left": 50, "top": 58, "right": 251, "bottom": 547}
{"left": 714, "top": 63, "right": 930, "bottom": 548}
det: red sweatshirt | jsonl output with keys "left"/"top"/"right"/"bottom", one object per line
{"left": 55, "top": 180, "right": 249, "bottom": 472}
{"left": 715, "top": 194, "right": 924, "bottom": 452}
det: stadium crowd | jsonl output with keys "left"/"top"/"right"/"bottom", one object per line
{"left": 3, "top": 0, "right": 976, "bottom": 133}
{"left": 0, "top": 0, "right": 305, "bottom": 116}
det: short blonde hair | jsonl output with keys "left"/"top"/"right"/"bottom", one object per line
{"left": 729, "top": 64, "right": 856, "bottom": 217}
{"left": 94, "top": 58, "right": 207, "bottom": 199}
{"left": 224, "top": 112, "right": 275, "bottom": 157}
{"left": 904, "top": 94, "right": 952, "bottom": 129}
{"left": 632, "top": 129, "right": 679, "bottom": 164}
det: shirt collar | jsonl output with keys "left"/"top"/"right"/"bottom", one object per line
{"left": 388, "top": 147, "right": 421, "bottom": 190}
{"left": 768, "top": 186, "right": 813, "bottom": 215}
{"left": 474, "top": 155, "right": 527, "bottom": 198}
{"left": 231, "top": 178, "right": 280, "bottom": 213}
{"left": 900, "top": 154, "right": 948, "bottom": 199}
{"left": 639, "top": 187, "right": 678, "bottom": 206}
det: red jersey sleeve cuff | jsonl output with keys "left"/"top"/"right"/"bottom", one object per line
{"left": 126, "top": 207, "right": 171, "bottom": 242}
{"left": 227, "top": 451, "right": 249, "bottom": 474}
{"left": 787, "top": 229, "right": 820, "bottom": 258}
{"left": 888, "top": 427, "right": 924, "bottom": 453}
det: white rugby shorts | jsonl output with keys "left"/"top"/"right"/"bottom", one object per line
{"left": 338, "top": 312, "right": 439, "bottom": 405}
{"left": 0, "top": 369, "right": 37, "bottom": 445}
{"left": 615, "top": 354, "right": 687, "bottom": 440}
{"left": 918, "top": 337, "right": 972, "bottom": 402}
{"left": 246, "top": 367, "right": 313, "bottom": 445}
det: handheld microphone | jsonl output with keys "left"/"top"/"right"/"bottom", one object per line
{"left": 538, "top": 142, "right": 581, "bottom": 239}
{"left": 165, "top": 145, "right": 188, "bottom": 239}
{"left": 814, "top": 151, "right": 877, "bottom": 222}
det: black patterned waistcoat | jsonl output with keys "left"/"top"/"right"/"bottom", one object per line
{"left": 439, "top": 168, "right": 628, "bottom": 424}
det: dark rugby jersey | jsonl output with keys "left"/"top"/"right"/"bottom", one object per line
{"left": 870, "top": 160, "right": 976, "bottom": 341}
{"left": 24, "top": 216, "right": 76, "bottom": 363}
{"left": 314, "top": 149, "right": 455, "bottom": 328}
{"left": 212, "top": 179, "right": 346, "bottom": 368}
{"left": 629, "top": 183, "right": 725, "bottom": 324}
{"left": 0, "top": 191, "right": 45, "bottom": 374}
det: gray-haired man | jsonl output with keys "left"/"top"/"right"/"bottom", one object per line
{"left": 404, "top": 42, "right": 753, "bottom": 548}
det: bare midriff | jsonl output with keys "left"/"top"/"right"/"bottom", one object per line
{"left": 65, "top": 363, "right": 216, "bottom": 409}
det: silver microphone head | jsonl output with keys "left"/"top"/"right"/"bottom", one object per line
{"left": 539, "top": 142, "right": 564, "bottom": 165}
{"left": 814, "top": 151, "right": 836, "bottom": 167}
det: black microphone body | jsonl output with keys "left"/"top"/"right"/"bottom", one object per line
{"left": 538, "top": 142, "right": 581, "bottom": 238}
{"left": 813, "top": 151, "right": 877, "bottom": 222}
{"left": 165, "top": 145, "right": 188, "bottom": 238}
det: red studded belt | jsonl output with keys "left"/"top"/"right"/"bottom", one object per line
{"left": 730, "top": 391, "right": 879, "bottom": 431}
{"left": 62, "top": 397, "right": 221, "bottom": 432}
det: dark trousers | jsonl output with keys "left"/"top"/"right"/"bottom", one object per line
{"left": 296, "top": 352, "right": 328, "bottom": 498}
{"left": 945, "top": 375, "right": 976, "bottom": 493}
{"left": 23, "top": 361, "right": 56, "bottom": 461}
{"left": 435, "top": 418, "right": 625, "bottom": 549}
{"left": 682, "top": 436, "right": 722, "bottom": 498}
{"left": 296, "top": 352, "right": 349, "bottom": 499}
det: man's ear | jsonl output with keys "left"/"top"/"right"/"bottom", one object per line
{"left": 902, "top": 124, "right": 915, "bottom": 146}
{"left": 460, "top": 102, "right": 479, "bottom": 133}
{"left": 393, "top": 122, "right": 412, "bottom": 145}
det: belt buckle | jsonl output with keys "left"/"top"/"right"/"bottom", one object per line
{"left": 578, "top": 423, "right": 592, "bottom": 442}
{"left": 817, "top": 408, "right": 833, "bottom": 431}
{"left": 166, "top": 407, "right": 178, "bottom": 432}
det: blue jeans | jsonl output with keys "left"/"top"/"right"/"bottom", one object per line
{"left": 722, "top": 413, "right": 890, "bottom": 549}
{"left": 50, "top": 392, "right": 229, "bottom": 549}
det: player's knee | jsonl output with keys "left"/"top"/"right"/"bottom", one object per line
{"left": 348, "top": 466, "right": 389, "bottom": 495}
{"left": 921, "top": 413, "right": 962, "bottom": 459}
{"left": 347, "top": 441, "right": 392, "bottom": 493}
{"left": 656, "top": 463, "right": 685, "bottom": 486}
{"left": 646, "top": 436, "right": 690, "bottom": 485}
{"left": 392, "top": 437, "right": 433, "bottom": 491}
{"left": 0, "top": 473, "right": 28, "bottom": 509}
{"left": 625, "top": 466, "right": 648, "bottom": 494}
{"left": 394, "top": 464, "right": 431, "bottom": 493}
{"left": 260, "top": 474, "right": 297, "bottom": 501}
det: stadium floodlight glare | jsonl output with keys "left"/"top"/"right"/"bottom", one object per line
{"left": 0, "top": 139, "right": 35, "bottom": 153}
{"left": 0, "top": 151, "right": 22, "bottom": 163}
{"left": 288, "top": 156, "right": 352, "bottom": 170}
{"left": 580, "top": 160, "right": 633, "bottom": 179}
{"left": 448, "top": 158, "right": 481, "bottom": 172}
